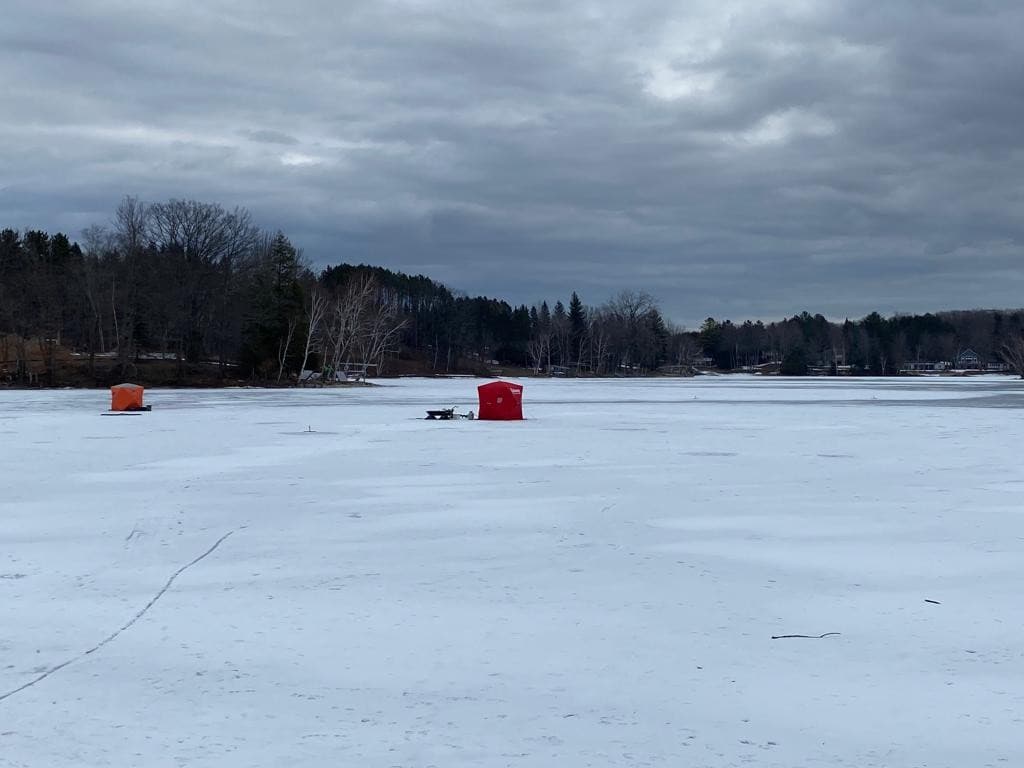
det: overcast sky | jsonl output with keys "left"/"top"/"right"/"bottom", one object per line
{"left": 2, "top": 1, "right": 1022, "bottom": 325}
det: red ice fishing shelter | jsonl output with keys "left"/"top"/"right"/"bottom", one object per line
{"left": 477, "top": 381, "right": 524, "bottom": 421}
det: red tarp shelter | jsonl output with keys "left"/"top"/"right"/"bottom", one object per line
{"left": 477, "top": 381, "right": 523, "bottom": 420}
{"left": 110, "top": 383, "right": 145, "bottom": 411}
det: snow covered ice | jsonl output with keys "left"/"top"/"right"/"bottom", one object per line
{"left": 2, "top": 377, "right": 1023, "bottom": 767}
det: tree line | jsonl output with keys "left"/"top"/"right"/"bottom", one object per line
{"left": 2, "top": 196, "right": 1023, "bottom": 385}
{"left": 697, "top": 310, "right": 1024, "bottom": 376}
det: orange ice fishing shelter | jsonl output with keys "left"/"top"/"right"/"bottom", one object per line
{"left": 477, "top": 381, "right": 524, "bottom": 420}
{"left": 110, "top": 383, "right": 146, "bottom": 412}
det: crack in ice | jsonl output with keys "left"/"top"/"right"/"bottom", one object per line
{"left": 0, "top": 530, "right": 235, "bottom": 704}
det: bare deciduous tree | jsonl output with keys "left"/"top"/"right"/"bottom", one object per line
{"left": 321, "top": 275, "right": 406, "bottom": 379}
{"left": 667, "top": 323, "right": 698, "bottom": 369}
{"left": 112, "top": 196, "right": 149, "bottom": 376}
{"left": 358, "top": 293, "right": 407, "bottom": 375}
{"left": 1000, "top": 334, "right": 1024, "bottom": 378}
{"left": 148, "top": 199, "right": 259, "bottom": 368}
{"left": 324, "top": 276, "right": 373, "bottom": 376}
{"left": 587, "top": 308, "right": 612, "bottom": 374}
{"left": 601, "top": 291, "right": 663, "bottom": 374}
{"left": 297, "top": 283, "right": 328, "bottom": 385}
{"left": 276, "top": 316, "right": 298, "bottom": 383}
{"left": 81, "top": 226, "right": 113, "bottom": 357}
{"left": 526, "top": 335, "right": 548, "bottom": 373}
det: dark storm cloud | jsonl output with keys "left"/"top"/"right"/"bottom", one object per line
{"left": 2, "top": 0, "right": 1022, "bottom": 324}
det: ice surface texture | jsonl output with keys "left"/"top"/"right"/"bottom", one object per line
{"left": 1, "top": 377, "right": 1022, "bottom": 767}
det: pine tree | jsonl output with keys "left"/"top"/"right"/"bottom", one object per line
{"left": 241, "top": 232, "right": 305, "bottom": 379}
{"left": 568, "top": 292, "right": 586, "bottom": 367}
{"left": 568, "top": 292, "right": 585, "bottom": 335}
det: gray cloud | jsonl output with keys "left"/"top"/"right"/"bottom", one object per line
{"left": 239, "top": 129, "right": 299, "bottom": 145}
{"left": 1, "top": 0, "right": 1022, "bottom": 324}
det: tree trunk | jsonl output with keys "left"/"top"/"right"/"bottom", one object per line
{"left": 276, "top": 317, "right": 297, "bottom": 383}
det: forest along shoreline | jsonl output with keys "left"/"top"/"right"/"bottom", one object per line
{"left": 3, "top": 199, "right": 1024, "bottom": 388}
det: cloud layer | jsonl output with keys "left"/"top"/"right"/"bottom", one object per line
{"left": 2, "top": 0, "right": 1022, "bottom": 323}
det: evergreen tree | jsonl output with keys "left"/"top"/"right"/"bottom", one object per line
{"left": 781, "top": 346, "right": 809, "bottom": 375}
{"left": 568, "top": 291, "right": 587, "bottom": 366}
{"left": 568, "top": 292, "right": 586, "bottom": 336}
{"left": 240, "top": 232, "right": 305, "bottom": 379}
{"left": 539, "top": 301, "right": 551, "bottom": 332}
{"left": 645, "top": 308, "right": 670, "bottom": 369}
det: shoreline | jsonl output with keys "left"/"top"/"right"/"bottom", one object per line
{"left": 2, "top": 370, "right": 1018, "bottom": 391}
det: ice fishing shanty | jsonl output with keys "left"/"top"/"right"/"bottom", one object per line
{"left": 110, "top": 383, "right": 151, "bottom": 412}
{"left": 477, "top": 380, "right": 523, "bottom": 420}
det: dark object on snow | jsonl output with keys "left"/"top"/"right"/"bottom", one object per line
{"left": 425, "top": 408, "right": 475, "bottom": 420}
{"left": 771, "top": 632, "right": 841, "bottom": 640}
{"left": 924, "top": 599, "right": 941, "bottom": 605}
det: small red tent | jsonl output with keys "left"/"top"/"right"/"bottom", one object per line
{"left": 110, "top": 383, "right": 145, "bottom": 412}
{"left": 477, "top": 381, "right": 524, "bottom": 420}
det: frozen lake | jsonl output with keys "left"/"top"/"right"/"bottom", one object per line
{"left": 2, "top": 376, "right": 1023, "bottom": 767}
